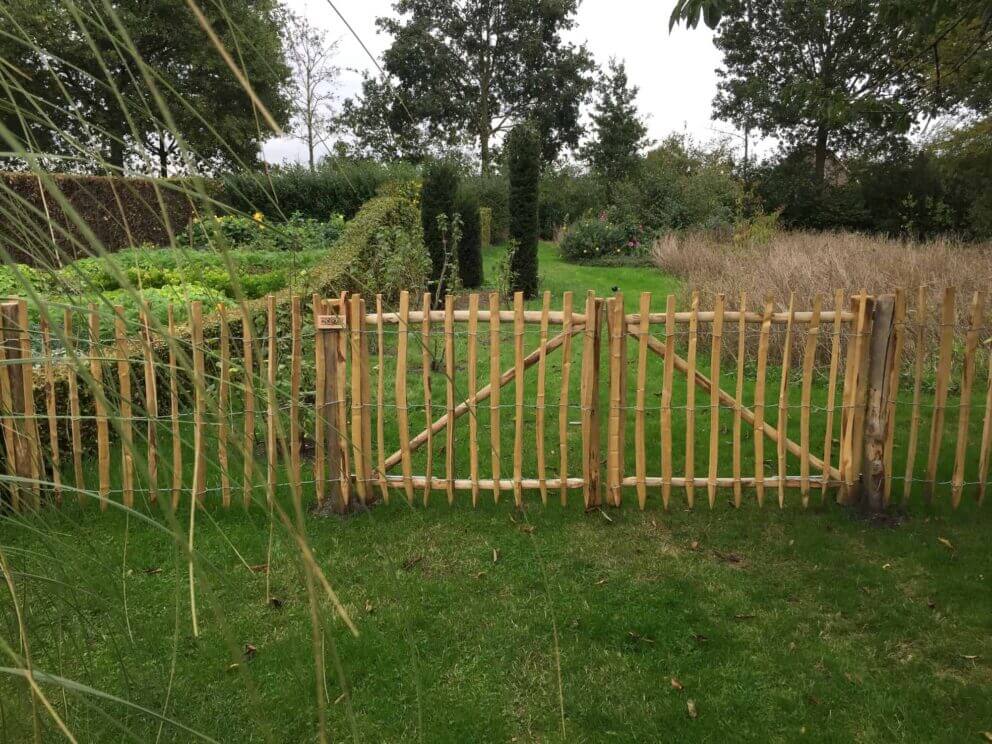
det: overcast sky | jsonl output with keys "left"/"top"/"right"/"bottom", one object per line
{"left": 262, "top": 0, "right": 748, "bottom": 165}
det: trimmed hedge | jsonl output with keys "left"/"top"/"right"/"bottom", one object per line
{"left": 507, "top": 123, "right": 541, "bottom": 298}
{"left": 221, "top": 160, "right": 419, "bottom": 222}
{"left": 420, "top": 160, "right": 460, "bottom": 288}
{"left": 455, "top": 192, "right": 483, "bottom": 288}
{"left": 0, "top": 172, "right": 212, "bottom": 265}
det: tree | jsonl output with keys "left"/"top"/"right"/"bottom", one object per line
{"left": 287, "top": 14, "right": 340, "bottom": 171}
{"left": 506, "top": 122, "right": 540, "bottom": 298}
{"left": 712, "top": 0, "right": 929, "bottom": 185}
{"left": 343, "top": 0, "right": 595, "bottom": 175}
{"left": 420, "top": 159, "right": 460, "bottom": 292}
{"left": 455, "top": 188, "right": 483, "bottom": 288}
{"left": 0, "top": 0, "right": 293, "bottom": 175}
{"left": 580, "top": 59, "right": 652, "bottom": 184}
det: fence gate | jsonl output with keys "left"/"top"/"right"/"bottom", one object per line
{"left": 1, "top": 286, "right": 989, "bottom": 514}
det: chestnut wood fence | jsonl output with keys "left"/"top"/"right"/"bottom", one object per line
{"left": 0, "top": 287, "right": 989, "bottom": 513}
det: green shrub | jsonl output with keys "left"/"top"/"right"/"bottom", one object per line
{"left": 220, "top": 159, "right": 419, "bottom": 221}
{"left": 461, "top": 176, "right": 509, "bottom": 242}
{"left": 330, "top": 194, "right": 429, "bottom": 302}
{"left": 0, "top": 264, "right": 55, "bottom": 297}
{"left": 507, "top": 122, "right": 541, "bottom": 298}
{"left": 455, "top": 190, "right": 483, "bottom": 288}
{"left": 188, "top": 211, "right": 344, "bottom": 252}
{"left": 559, "top": 217, "right": 648, "bottom": 263}
{"left": 420, "top": 160, "right": 460, "bottom": 290}
{"left": 538, "top": 168, "right": 604, "bottom": 239}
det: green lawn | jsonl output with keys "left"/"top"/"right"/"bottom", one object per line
{"left": 1, "top": 243, "right": 990, "bottom": 742}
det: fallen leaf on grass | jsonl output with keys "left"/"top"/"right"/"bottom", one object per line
{"left": 686, "top": 699, "right": 698, "bottom": 719}
{"left": 248, "top": 563, "right": 268, "bottom": 573}
{"left": 243, "top": 643, "right": 257, "bottom": 662}
{"left": 734, "top": 613, "right": 756, "bottom": 621}
{"left": 364, "top": 599, "right": 374, "bottom": 613}
{"left": 806, "top": 694, "right": 821, "bottom": 706}
{"left": 492, "top": 548, "right": 499, "bottom": 564}
{"left": 670, "top": 677, "right": 684, "bottom": 691}
{"left": 961, "top": 655, "right": 978, "bottom": 661}
{"left": 142, "top": 567, "right": 162, "bottom": 575}
{"left": 599, "top": 509, "right": 613, "bottom": 523}
{"left": 689, "top": 541, "right": 700, "bottom": 551}
{"left": 226, "top": 663, "right": 239, "bottom": 672}
{"left": 938, "top": 537, "right": 955, "bottom": 551}
{"left": 401, "top": 556, "right": 423, "bottom": 571}
{"left": 594, "top": 577, "right": 608, "bottom": 586}
{"left": 268, "top": 597, "right": 284, "bottom": 609}
{"left": 519, "top": 524, "right": 535, "bottom": 534}
{"left": 627, "top": 631, "right": 654, "bottom": 644}
{"left": 691, "top": 633, "right": 709, "bottom": 644}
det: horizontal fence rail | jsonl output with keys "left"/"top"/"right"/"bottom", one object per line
{"left": 0, "top": 286, "right": 989, "bottom": 514}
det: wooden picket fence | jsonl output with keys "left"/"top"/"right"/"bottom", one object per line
{"left": 0, "top": 286, "right": 990, "bottom": 514}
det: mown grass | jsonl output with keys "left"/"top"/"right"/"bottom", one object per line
{"left": 1, "top": 242, "right": 991, "bottom": 742}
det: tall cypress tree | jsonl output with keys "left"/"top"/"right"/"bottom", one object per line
{"left": 455, "top": 189, "right": 483, "bottom": 288}
{"left": 507, "top": 122, "right": 540, "bottom": 298}
{"left": 580, "top": 59, "right": 651, "bottom": 184}
{"left": 420, "top": 159, "right": 460, "bottom": 292}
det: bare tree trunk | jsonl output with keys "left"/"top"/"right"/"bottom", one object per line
{"left": 157, "top": 133, "right": 169, "bottom": 178}
{"left": 814, "top": 123, "right": 829, "bottom": 185}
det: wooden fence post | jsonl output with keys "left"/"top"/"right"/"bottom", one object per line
{"left": 858, "top": 293, "right": 896, "bottom": 511}
{"left": 316, "top": 300, "right": 346, "bottom": 513}
{"left": 0, "top": 301, "right": 29, "bottom": 509}
{"left": 581, "top": 294, "right": 604, "bottom": 507}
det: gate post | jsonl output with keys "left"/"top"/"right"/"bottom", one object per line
{"left": 316, "top": 298, "right": 347, "bottom": 514}
{"left": 581, "top": 293, "right": 605, "bottom": 507}
{"left": 858, "top": 293, "right": 896, "bottom": 511}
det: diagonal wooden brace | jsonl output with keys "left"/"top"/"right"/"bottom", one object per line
{"left": 383, "top": 323, "right": 585, "bottom": 472}
{"left": 630, "top": 324, "right": 842, "bottom": 482}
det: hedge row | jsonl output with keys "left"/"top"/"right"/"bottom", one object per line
{"left": 0, "top": 172, "right": 213, "bottom": 266}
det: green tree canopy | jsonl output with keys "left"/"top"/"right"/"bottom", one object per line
{"left": 341, "top": 0, "right": 595, "bottom": 175}
{"left": 0, "top": 0, "right": 293, "bottom": 175}
{"left": 580, "top": 59, "right": 652, "bottom": 185}
{"left": 712, "top": 0, "right": 929, "bottom": 184}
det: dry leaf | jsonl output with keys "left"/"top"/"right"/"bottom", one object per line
{"left": 143, "top": 567, "right": 162, "bottom": 575}
{"left": 938, "top": 537, "right": 955, "bottom": 551}
{"left": 981, "top": 732, "right": 992, "bottom": 742}
{"left": 599, "top": 509, "right": 614, "bottom": 523}
{"left": 734, "top": 613, "right": 756, "bottom": 620}
{"left": 961, "top": 654, "right": 978, "bottom": 660}
{"left": 268, "top": 596, "right": 284, "bottom": 609}
{"left": 520, "top": 524, "right": 535, "bottom": 534}
{"left": 690, "top": 540, "right": 700, "bottom": 551}
{"left": 670, "top": 677, "right": 684, "bottom": 691}
{"left": 248, "top": 563, "right": 268, "bottom": 573}
{"left": 594, "top": 577, "right": 608, "bottom": 586}
{"left": 243, "top": 643, "right": 257, "bottom": 662}
{"left": 686, "top": 699, "right": 698, "bottom": 719}
{"left": 401, "top": 555, "right": 423, "bottom": 571}
{"left": 691, "top": 633, "right": 709, "bottom": 644}
{"left": 226, "top": 662, "right": 239, "bottom": 672}
{"left": 492, "top": 548, "right": 499, "bottom": 564}
{"left": 364, "top": 599, "right": 374, "bottom": 613}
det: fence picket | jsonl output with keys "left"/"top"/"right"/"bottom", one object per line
{"left": 168, "top": 305, "right": 181, "bottom": 508}
{"left": 218, "top": 304, "right": 230, "bottom": 507}
{"left": 290, "top": 297, "right": 302, "bottom": 503}
{"left": 753, "top": 296, "right": 773, "bottom": 507}
{"left": 351, "top": 294, "right": 368, "bottom": 505}
{"left": 489, "top": 291, "right": 501, "bottom": 504}
{"left": 951, "top": 291, "right": 984, "bottom": 507}
{"left": 708, "top": 293, "right": 725, "bottom": 508}
{"left": 978, "top": 341, "right": 992, "bottom": 505}
{"left": 141, "top": 308, "right": 158, "bottom": 504}
{"left": 536, "top": 291, "right": 551, "bottom": 504}
{"left": 467, "top": 293, "right": 480, "bottom": 506}
{"left": 445, "top": 294, "right": 455, "bottom": 505}
{"left": 267, "top": 294, "right": 278, "bottom": 506}
{"left": 926, "top": 287, "right": 956, "bottom": 501}
{"left": 581, "top": 291, "right": 599, "bottom": 508}
{"left": 513, "top": 291, "right": 525, "bottom": 507}
{"left": 377, "top": 294, "right": 389, "bottom": 503}
{"left": 733, "top": 292, "right": 746, "bottom": 507}
{"left": 421, "top": 292, "right": 433, "bottom": 506}
{"left": 799, "top": 294, "right": 821, "bottom": 506}
{"left": 18, "top": 300, "right": 41, "bottom": 506}
{"left": 396, "top": 291, "right": 414, "bottom": 503}
{"left": 65, "top": 308, "right": 84, "bottom": 497}
{"left": 820, "top": 291, "right": 843, "bottom": 503}
{"left": 660, "top": 294, "right": 676, "bottom": 510}
{"left": 90, "top": 303, "right": 110, "bottom": 507}
{"left": 685, "top": 291, "right": 698, "bottom": 508}
{"left": 115, "top": 306, "right": 134, "bottom": 508}
{"left": 313, "top": 296, "right": 326, "bottom": 505}
{"left": 903, "top": 287, "right": 927, "bottom": 504}
{"left": 883, "top": 289, "right": 905, "bottom": 505}
{"left": 242, "top": 305, "right": 255, "bottom": 508}
{"left": 635, "top": 292, "right": 651, "bottom": 509}
{"left": 558, "top": 292, "right": 574, "bottom": 507}
{"left": 777, "top": 294, "right": 796, "bottom": 508}
{"left": 40, "top": 315, "right": 62, "bottom": 502}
